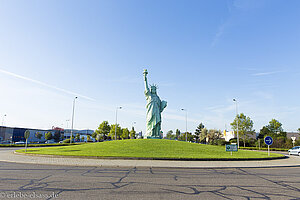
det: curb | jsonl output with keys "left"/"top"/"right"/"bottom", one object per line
{"left": 14, "top": 151, "right": 287, "bottom": 161}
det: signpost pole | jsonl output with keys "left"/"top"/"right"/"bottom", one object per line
{"left": 24, "top": 130, "right": 30, "bottom": 152}
{"left": 25, "top": 139, "right": 28, "bottom": 152}
{"left": 268, "top": 145, "right": 270, "bottom": 156}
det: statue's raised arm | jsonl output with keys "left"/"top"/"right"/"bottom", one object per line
{"left": 143, "top": 69, "right": 150, "bottom": 94}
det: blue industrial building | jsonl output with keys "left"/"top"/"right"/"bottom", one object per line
{"left": 0, "top": 126, "right": 94, "bottom": 143}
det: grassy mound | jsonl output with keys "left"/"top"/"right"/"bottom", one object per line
{"left": 16, "top": 139, "right": 284, "bottom": 159}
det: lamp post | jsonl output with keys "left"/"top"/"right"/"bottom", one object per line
{"left": 115, "top": 106, "right": 122, "bottom": 140}
{"left": 66, "top": 119, "right": 70, "bottom": 129}
{"left": 181, "top": 109, "right": 188, "bottom": 142}
{"left": 233, "top": 99, "right": 239, "bottom": 148}
{"left": 70, "top": 97, "right": 78, "bottom": 144}
{"left": 2, "top": 114, "right": 7, "bottom": 126}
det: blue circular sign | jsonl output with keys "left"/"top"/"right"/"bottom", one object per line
{"left": 264, "top": 136, "right": 273, "bottom": 146}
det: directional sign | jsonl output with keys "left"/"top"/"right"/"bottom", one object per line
{"left": 24, "top": 130, "right": 30, "bottom": 152}
{"left": 226, "top": 144, "right": 238, "bottom": 152}
{"left": 24, "top": 130, "right": 30, "bottom": 139}
{"left": 264, "top": 136, "right": 273, "bottom": 146}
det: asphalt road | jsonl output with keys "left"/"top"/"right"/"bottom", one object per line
{"left": 0, "top": 160, "right": 299, "bottom": 200}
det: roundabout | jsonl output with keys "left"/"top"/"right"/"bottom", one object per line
{"left": 0, "top": 140, "right": 298, "bottom": 168}
{"left": 15, "top": 140, "right": 284, "bottom": 161}
{"left": 1, "top": 145, "right": 300, "bottom": 199}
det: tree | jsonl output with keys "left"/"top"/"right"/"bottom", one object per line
{"left": 207, "top": 129, "right": 222, "bottom": 144}
{"left": 87, "top": 135, "right": 92, "bottom": 142}
{"left": 258, "top": 126, "right": 270, "bottom": 139}
{"left": 175, "top": 129, "right": 181, "bottom": 140}
{"left": 130, "top": 127, "right": 136, "bottom": 139}
{"left": 45, "top": 132, "right": 52, "bottom": 141}
{"left": 75, "top": 133, "right": 80, "bottom": 141}
{"left": 267, "top": 119, "right": 283, "bottom": 134}
{"left": 258, "top": 119, "right": 286, "bottom": 148}
{"left": 194, "top": 123, "right": 204, "bottom": 143}
{"left": 92, "top": 132, "right": 97, "bottom": 141}
{"left": 178, "top": 132, "right": 194, "bottom": 142}
{"left": 53, "top": 131, "right": 61, "bottom": 142}
{"left": 199, "top": 128, "right": 208, "bottom": 143}
{"left": 165, "top": 130, "right": 176, "bottom": 140}
{"left": 231, "top": 113, "right": 254, "bottom": 147}
{"left": 35, "top": 132, "right": 42, "bottom": 140}
{"left": 121, "top": 128, "right": 130, "bottom": 139}
{"left": 108, "top": 124, "right": 122, "bottom": 140}
{"left": 95, "top": 121, "right": 111, "bottom": 140}
{"left": 298, "top": 128, "right": 300, "bottom": 133}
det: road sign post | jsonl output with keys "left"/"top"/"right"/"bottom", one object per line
{"left": 291, "top": 137, "right": 296, "bottom": 147}
{"left": 264, "top": 136, "right": 273, "bottom": 156}
{"left": 24, "top": 130, "right": 30, "bottom": 152}
{"left": 226, "top": 144, "right": 238, "bottom": 155}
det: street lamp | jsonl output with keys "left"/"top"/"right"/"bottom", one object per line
{"left": 66, "top": 119, "right": 70, "bottom": 129}
{"left": 233, "top": 99, "right": 239, "bottom": 148}
{"left": 70, "top": 97, "right": 78, "bottom": 144}
{"left": 181, "top": 108, "right": 188, "bottom": 142}
{"left": 115, "top": 106, "right": 122, "bottom": 140}
{"left": 2, "top": 114, "right": 7, "bottom": 126}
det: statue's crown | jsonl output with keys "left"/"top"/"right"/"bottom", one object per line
{"left": 150, "top": 84, "right": 158, "bottom": 89}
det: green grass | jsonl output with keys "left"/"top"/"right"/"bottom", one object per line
{"left": 15, "top": 139, "right": 284, "bottom": 159}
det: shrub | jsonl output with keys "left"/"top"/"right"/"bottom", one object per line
{"left": 63, "top": 139, "right": 70, "bottom": 143}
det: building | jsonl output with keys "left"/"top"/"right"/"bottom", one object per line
{"left": 222, "top": 130, "right": 235, "bottom": 142}
{"left": 0, "top": 126, "right": 94, "bottom": 143}
{"left": 287, "top": 132, "right": 300, "bottom": 140}
{"left": 63, "top": 129, "right": 94, "bottom": 139}
{"left": 0, "top": 126, "right": 53, "bottom": 143}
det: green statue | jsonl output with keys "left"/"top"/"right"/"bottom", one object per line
{"left": 143, "top": 69, "right": 167, "bottom": 139}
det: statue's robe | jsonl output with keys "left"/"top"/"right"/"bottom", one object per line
{"left": 145, "top": 90, "right": 167, "bottom": 138}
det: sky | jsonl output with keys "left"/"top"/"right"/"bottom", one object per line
{"left": 0, "top": 0, "right": 300, "bottom": 135}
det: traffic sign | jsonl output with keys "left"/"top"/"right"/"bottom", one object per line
{"left": 24, "top": 130, "right": 30, "bottom": 152}
{"left": 24, "top": 130, "right": 30, "bottom": 139}
{"left": 264, "top": 136, "right": 273, "bottom": 146}
{"left": 226, "top": 144, "right": 238, "bottom": 152}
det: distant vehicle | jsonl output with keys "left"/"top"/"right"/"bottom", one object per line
{"left": 15, "top": 141, "right": 26, "bottom": 144}
{"left": 0, "top": 141, "right": 12, "bottom": 144}
{"left": 288, "top": 146, "right": 300, "bottom": 156}
{"left": 45, "top": 140, "right": 56, "bottom": 144}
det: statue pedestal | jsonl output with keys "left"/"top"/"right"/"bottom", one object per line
{"left": 147, "top": 136, "right": 162, "bottom": 139}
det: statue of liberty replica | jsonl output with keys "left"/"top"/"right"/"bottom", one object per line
{"left": 143, "top": 69, "right": 167, "bottom": 139}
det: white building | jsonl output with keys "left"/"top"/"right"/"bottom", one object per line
{"left": 222, "top": 130, "right": 235, "bottom": 142}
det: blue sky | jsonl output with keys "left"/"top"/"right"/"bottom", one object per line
{"left": 0, "top": 0, "right": 300, "bottom": 135}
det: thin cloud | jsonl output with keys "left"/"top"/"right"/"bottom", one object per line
{"left": 0, "top": 68, "right": 95, "bottom": 101}
{"left": 252, "top": 71, "right": 283, "bottom": 76}
{"left": 211, "top": 21, "right": 229, "bottom": 47}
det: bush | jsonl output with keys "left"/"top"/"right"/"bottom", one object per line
{"left": 63, "top": 139, "right": 71, "bottom": 143}
{"left": 240, "top": 147, "right": 289, "bottom": 151}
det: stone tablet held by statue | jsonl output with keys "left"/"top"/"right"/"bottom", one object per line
{"left": 143, "top": 69, "right": 167, "bottom": 139}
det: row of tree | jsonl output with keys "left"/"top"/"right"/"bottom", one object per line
{"left": 92, "top": 121, "right": 137, "bottom": 141}
{"left": 231, "top": 114, "right": 297, "bottom": 148}
{"left": 164, "top": 125, "right": 224, "bottom": 145}
{"left": 92, "top": 115, "right": 299, "bottom": 148}
{"left": 165, "top": 113, "right": 300, "bottom": 148}
{"left": 43, "top": 131, "right": 61, "bottom": 142}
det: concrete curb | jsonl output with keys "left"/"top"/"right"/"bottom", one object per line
{"left": 0, "top": 149, "right": 298, "bottom": 169}
{"left": 14, "top": 151, "right": 287, "bottom": 161}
